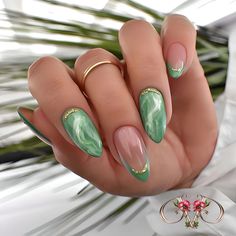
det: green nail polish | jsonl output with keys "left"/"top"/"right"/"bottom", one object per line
{"left": 17, "top": 107, "right": 52, "bottom": 145}
{"left": 167, "top": 63, "right": 184, "bottom": 79}
{"left": 62, "top": 108, "right": 102, "bottom": 157}
{"left": 139, "top": 88, "right": 166, "bottom": 143}
{"left": 125, "top": 161, "right": 150, "bottom": 182}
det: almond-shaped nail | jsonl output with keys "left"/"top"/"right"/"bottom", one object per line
{"left": 114, "top": 126, "right": 150, "bottom": 182}
{"left": 62, "top": 108, "right": 103, "bottom": 157}
{"left": 17, "top": 107, "right": 52, "bottom": 146}
{"left": 166, "top": 43, "right": 186, "bottom": 79}
{"left": 139, "top": 88, "right": 166, "bottom": 143}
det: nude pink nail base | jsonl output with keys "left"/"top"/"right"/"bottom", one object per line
{"left": 167, "top": 43, "right": 186, "bottom": 79}
{"left": 114, "top": 126, "right": 150, "bottom": 181}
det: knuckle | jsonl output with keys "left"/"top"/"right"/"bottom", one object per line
{"left": 86, "top": 48, "right": 108, "bottom": 56}
{"left": 75, "top": 48, "right": 109, "bottom": 68}
{"left": 119, "top": 19, "right": 161, "bottom": 42}
{"left": 28, "top": 56, "right": 60, "bottom": 77}
{"left": 28, "top": 56, "right": 65, "bottom": 95}
{"left": 121, "top": 19, "right": 150, "bottom": 31}
{"left": 165, "top": 14, "right": 196, "bottom": 33}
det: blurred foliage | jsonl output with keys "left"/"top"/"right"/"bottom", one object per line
{"left": 0, "top": 0, "right": 228, "bottom": 234}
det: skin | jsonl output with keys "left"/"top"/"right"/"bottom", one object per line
{"left": 22, "top": 15, "right": 218, "bottom": 196}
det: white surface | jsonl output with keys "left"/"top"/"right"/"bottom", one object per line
{"left": 0, "top": 163, "right": 154, "bottom": 236}
{"left": 1, "top": 2, "right": 236, "bottom": 236}
{"left": 147, "top": 25, "right": 236, "bottom": 235}
{"left": 148, "top": 187, "right": 236, "bottom": 235}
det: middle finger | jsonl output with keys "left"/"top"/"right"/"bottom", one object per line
{"left": 119, "top": 20, "right": 171, "bottom": 143}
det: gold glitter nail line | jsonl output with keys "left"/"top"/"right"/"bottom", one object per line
{"left": 63, "top": 108, "right": 80, "bottom": 120}
{"left": 170, "top": 61, "right": 184, "bottom": 72}
{"left": 140, "top": 88, "right": 161, "bottom": 96}
{"left": 131, "top": 162, "right": 149, "bottom": 174}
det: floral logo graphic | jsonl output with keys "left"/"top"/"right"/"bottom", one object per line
{"left": 160, "top": 195, "right": 224, "bottom": 229}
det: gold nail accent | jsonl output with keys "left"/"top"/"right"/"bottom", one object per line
{"left": 170, "top": 61, "right": 184, "bottom": 72}
{"left": 131, "top": 162, "right": 149, "bottom": 174}
{"left": 63, "top": 108, "right": 80, "bottom": 120}
{"left": 140, "top": 88, "right": 161, "bottom": 96}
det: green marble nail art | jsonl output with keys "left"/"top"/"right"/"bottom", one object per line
{"left": 17, "top": 107, "right": 52, "bottom": 146}
{"left": 139, "top": 88, "right": 166, "bottom": 143}
{"left": 167, "top": 63, "right": 184, "bottom": 79}
{"left": 62, "top": 108, "right": 102, "bottom": 157}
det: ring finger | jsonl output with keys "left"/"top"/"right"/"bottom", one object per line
{"left": 75, "top": 48, "right": 150, "bottom": 182}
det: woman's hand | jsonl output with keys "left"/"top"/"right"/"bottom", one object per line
{"left": 18, "top": 15, "right": 218, "bottom": 196}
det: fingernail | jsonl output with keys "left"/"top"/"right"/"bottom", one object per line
{"left": 166, "top": 43, "right": 186, "bottom": 79}
{"left": 139, "top": 88, "right": 166, "bottom": 143}
{"left": 114, "top": 126, "right": 150, "bottom": 182}
{"left": 17, "top": 107, "right": 52, "bottom": 146}
{"left": 62, "top": 108, "right": 103, "bottom": 157}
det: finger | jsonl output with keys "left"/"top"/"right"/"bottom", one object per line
{"left": 161, "top": 14, "right": 196, "bottom": 79}
{"left": 17, "top": 106, "right": 52, "bottom": 146}
{"left": 28, "top": 56, "right": 103, "bottom": 158}
{"left": 17, "top": 106, "right": 120, "bottom": 192}
{"left": 119, "top": 20, "right": 171, "bottom": 144}
{"left": 75, "top": 48, "right": 150, "bottom": 182}
{"left": 162, "top": 15, "right": 217, "bottom": 178}
{"left": 170, "top": 53, "right": 217, "bottom": 176}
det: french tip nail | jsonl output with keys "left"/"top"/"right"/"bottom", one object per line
{"left": 166, "top": 43, "right": 186, "bottom": 79}
{"left": 167, "top": 63, "right": 184, "bottom": 79}
{"left": 129, "top": 161, "right": 150, "bottom": 182}
{"left": 17, "top": 106, "right": 52, "bottom": 146}
{"left": 114, "top": 126, "right": 150, "bottom": 182}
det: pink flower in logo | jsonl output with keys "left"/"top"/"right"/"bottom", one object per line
{"left": 193, "top": 200, "right": 206, "bottom": 212}
{"left": 178, "top": 200, "right": 190, "bottom": 212}
{"left": 160, "top": 195, "right": 224, "bottom": 229}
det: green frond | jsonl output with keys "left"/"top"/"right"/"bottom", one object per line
{"left": 0, "top": 0, "right": 228, "bottom": 233}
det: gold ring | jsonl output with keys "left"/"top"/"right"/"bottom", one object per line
{"left": 80, "top": 59, "right": 123, "bottom": 97}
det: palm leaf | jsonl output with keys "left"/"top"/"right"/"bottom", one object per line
{"left": 0, "top": 0, "right": 228, "bottom": 234}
